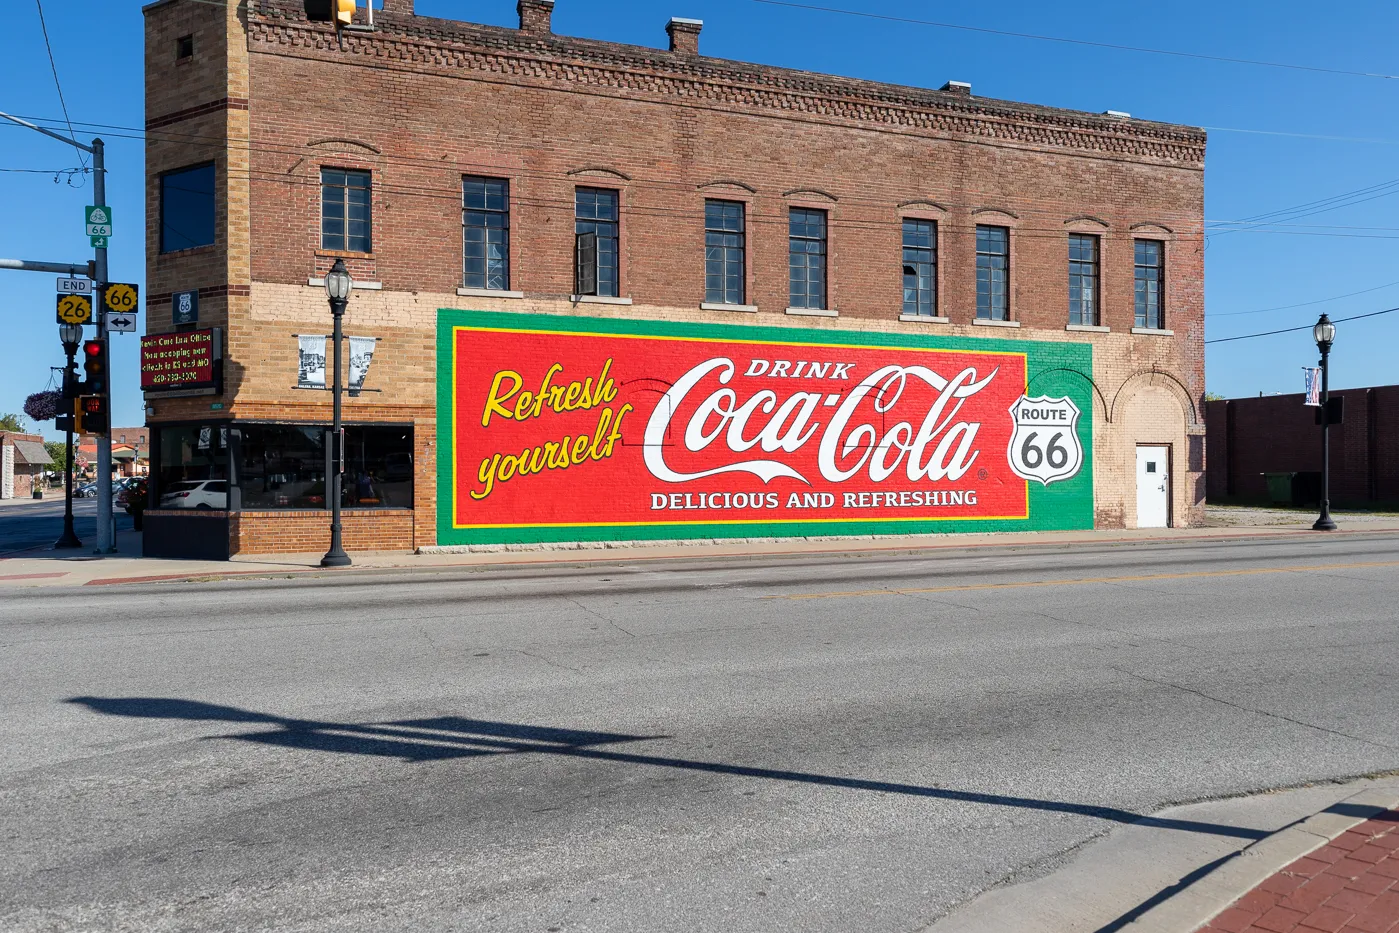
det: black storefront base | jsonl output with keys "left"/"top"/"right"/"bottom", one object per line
{"left": 143, "top": 510, "right": 231, "bottom": 561}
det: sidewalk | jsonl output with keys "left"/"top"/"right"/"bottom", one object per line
{"left": 1198, "top": 810, "right": 1399, "bottom": 933}
{"left": 925, "top": 778, "right": 1399, "bottom": 933}
{"left": 2, "top": 510, "right": 1399, "bottom": 588}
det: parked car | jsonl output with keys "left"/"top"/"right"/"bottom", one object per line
{"left": 116, "top": 478, "right": 147, "bottom": 511}
{"left": 76, "top": 482, "right": 98, "bottom": 498}
{"left": 159, "top": 480, "right": 228, "bottom": 510}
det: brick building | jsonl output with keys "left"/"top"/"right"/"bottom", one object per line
{"left": 140, "top": 0, "right": 1206, "bottom": 558}
{"left": 0, "top": 432, "right": 52, "bottom": 499}
{"left": 1207, "top": 387, "right": 1399, "bottom": 508}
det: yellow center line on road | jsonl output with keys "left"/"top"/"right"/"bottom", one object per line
{"left": 767, "top": 560, "right": 1399, "bottom": 601}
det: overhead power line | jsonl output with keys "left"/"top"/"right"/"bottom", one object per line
{"left": 1208, "top": 280, "right": 1399, "bottom": 318}
{"left": 1206, "top": 307, "right": 1399, "bottom": 344}
{"left": 32, "top": 0, "right": 87, "bottom": 170}
{"left": 749, "top": 0, "right": 1399, "bottom": 81}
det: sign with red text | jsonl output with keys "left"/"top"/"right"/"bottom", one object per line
{"left": 140, "top": 328, "right": 221, "bottom": 392}
{"left": 437, "top": 311, "right": 1093, "bottom": 545}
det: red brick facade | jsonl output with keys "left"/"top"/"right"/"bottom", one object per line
{"left": 1206, "top": 388, "right": 1399, "bottom": 507}
{"left": 142, "top": 0, "right": 1207, "bottom": 555}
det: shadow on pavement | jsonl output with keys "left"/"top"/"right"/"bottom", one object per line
{"left": 67, "top": 695, "right": 1270, "bottom": 841}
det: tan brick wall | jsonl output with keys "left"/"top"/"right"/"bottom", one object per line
{"left": 230, "top": 509, "right": 415, "bottom": 554}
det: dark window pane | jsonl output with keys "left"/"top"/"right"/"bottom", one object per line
{"left": 321, "top": 168, "right": 372, "bottom": 253}
{"left": 160, "top": 164, "right": 217, "bottom": 253}
{"left": 1068, "top": 233, "right": 1099, "bottom": 326}
{"left": 901, "top": 219, "right": 937, "bottom": 316}
{"left": 976, "top": 225, "right": 1009, "bottom": 321}
{"left": 463, "top": 176, "right": 510, "bottom": 290}
{"left": 576, "top": 188, "right": 620, "bottom": 297}
{"left": 1134, "top": 239, "right": 1164, "bottom": 329}
{"left": 705, "top": 200, "right": 746, "bottom": 304}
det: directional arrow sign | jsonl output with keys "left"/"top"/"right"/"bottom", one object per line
{"left": 85, "top": 205, "right": 113, "bottom": 238}
{"left": 105, "top": 313, "right": 137, "bottom": 333}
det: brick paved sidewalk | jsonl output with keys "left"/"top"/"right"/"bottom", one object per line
{"left": 1199, "top": 810, "right": 1399, "bottom": 933}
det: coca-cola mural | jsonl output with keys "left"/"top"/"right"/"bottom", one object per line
{"left": 437, "top": 311, "right": 1093, "bottom": 544}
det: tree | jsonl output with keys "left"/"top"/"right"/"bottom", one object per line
{"left": 45, "top": 441, "right": 70, "bottom": 472}
{"left": 0, "top": 412, "right": 26, "bottom": 433}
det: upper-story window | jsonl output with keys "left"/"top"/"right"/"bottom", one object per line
{"left": 463, "top": 176, "right": 510, "bottom": 291}
{"left": 976, "top": 225, "right": 1009, "bottom": 321}
{"left": 789, "top": 208, "right": 827, "bottom": 310}
{"left": 705, "top": 200, "right": 746, "bottom": 305}
{"left": 176, "top": 34, "right": 194, "bottom": 61}
{"left": 902, "top": 219, "right": 937, "bottom": 317}
{"left": 321, "top": 168, "right": 371, "bottom": 253}
{"left": 1068, "top": 234, "right": 1099, "bottom": 326}
{"left": 1134, "top": 239, "right": 1165, "bottom": 329}
{"left": 575, "top": 188, "right": 620, "bottom": 297}
{"left": 159, "top": 163, "right": 216, "bottom": 253}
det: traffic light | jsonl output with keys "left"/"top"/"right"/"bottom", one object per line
{"left": 304, "top": 0, "right": 355, "bottom": 24}
{"left": 81, "top": 339, "right": 108, "bottom": 396}
{"left": 80, "top": 395, "right": 109, "bottom": 436}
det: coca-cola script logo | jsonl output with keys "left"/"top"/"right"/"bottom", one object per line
{"left": 643, "top": 357, "right": 998, "bottom": 486}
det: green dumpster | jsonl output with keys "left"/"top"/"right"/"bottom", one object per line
{"left": 1263, "top": 472, "right": 1295, "bottom": 505}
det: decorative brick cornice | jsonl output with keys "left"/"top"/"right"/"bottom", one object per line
{"left": 147, "top": 97, "right": 250, "bottom": 130}
{"left": 245, "top": 2, "right": 1205, "bottom": 166}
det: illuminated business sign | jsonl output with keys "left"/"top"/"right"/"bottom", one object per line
{"left": 437, "top": 310, "right": 1093, "bottom": 545}
{"left": 140, "top": 328, "right": 221, "bottom": 392}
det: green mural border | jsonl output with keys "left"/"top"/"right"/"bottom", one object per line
{"left": 436, "top": 309, "right": 1094, "bottom": 546}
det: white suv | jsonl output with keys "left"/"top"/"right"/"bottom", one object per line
{"left": 159, "top": 480, "right": 228, "bottom": 510}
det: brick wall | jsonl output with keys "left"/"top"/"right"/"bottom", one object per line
{"left": 144, "top": 0, "right": 1209, "bottom": 549}
{"left": 1205, "top": 387, "right": 1399, "bottom": 507}
{"left": 230, "top": 509, "right": 415, "bottom": 554}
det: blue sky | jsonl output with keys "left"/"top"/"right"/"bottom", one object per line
{"left": 2, "top": 0, "right": 1397, "bottom": 438}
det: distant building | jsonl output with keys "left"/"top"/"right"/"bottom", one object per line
{"left": 0, "top": 432, "right": 52, "bottom": 498}
{"left": 79, "top": 428, "right": 150, "bottom": 477}
{"left": 1207, "top": 386, "right": 1399, "bottom": 507}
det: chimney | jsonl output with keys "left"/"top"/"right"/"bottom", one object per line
{"left": 941, "top": 80, "right": 971, "bottom": 97}
{"left": 518, "top": 0, "right": 554, "bottom": 36}
{"left": 379, "top": 0, "right": 413, "bottom": 13}
{"left": 667, "top": 17, "right": 702, "bottom": 55}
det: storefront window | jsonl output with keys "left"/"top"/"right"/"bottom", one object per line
{"left": 343, "top": 426, "right": 414, "bottom": 509}
{"left": 157, "top": 425, "right": 228, "bottom": 510}
{"left": 234, "top": 423, "right": 412, "bottom": 510}
{"left": 237, "top": 425, "right": 328, "bottom": 510}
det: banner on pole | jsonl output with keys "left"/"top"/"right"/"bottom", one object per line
{"left": 348, "top": 336, "right": 377, "bottom": 396}
{"left": 297, "top": 335, "right": 328, "bottom": 389}
{"left": 1303, "top": 367, "right": 1321, "bottom": 406}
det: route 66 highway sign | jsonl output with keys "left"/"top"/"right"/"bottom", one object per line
{"left": 1007, "top": 395, "right": 1084, "bottom": 486}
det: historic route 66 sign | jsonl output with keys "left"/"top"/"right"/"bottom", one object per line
{"left": 1007, "top": 395, "right": 1084, "bottom": 485}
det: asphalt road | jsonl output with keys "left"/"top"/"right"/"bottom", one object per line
{"left": 2, "top": 533, "right": 1398, "bottom": 932}
{"left": 0, "top": 497, "right": 132, "bottom": 555}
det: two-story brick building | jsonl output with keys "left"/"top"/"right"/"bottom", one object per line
{"left": 140, "top": 0, "right": 1206, "bottom": 559}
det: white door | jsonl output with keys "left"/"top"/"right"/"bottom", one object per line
{"left": 1136, "top": 446, "right": 1170, "bottom": 528}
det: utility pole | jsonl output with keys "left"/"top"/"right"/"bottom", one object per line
{"left": 0, "top": 111, "right": 116, "bottom": 553}
{"left": 91, "top": 138, "right": 115, "bottom": 554}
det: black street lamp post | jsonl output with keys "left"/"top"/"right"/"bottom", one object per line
{"left": 55, "top": 323, "right": 83, "bottom": 549}
{"left": 321, "top": 259, "right": 353, "bottom": 567}
{"left": 1313, "top": 313, "right": 1337, "bottom": 532}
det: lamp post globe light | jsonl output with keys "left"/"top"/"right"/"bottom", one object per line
{"left": 55, "top": 323, "right": 84, "bottom": 549}
{"left": 1313, "top": 313, "right": 1337, "bottom": 532}
{"left": 321, "top": 259, "right": 354, "bottom": 567}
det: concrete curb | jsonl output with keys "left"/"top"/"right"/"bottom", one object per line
{"left": 1124, "top": 784, "right": 1399, "bottom": 932}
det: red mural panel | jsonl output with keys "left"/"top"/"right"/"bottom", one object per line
{"left": 449, "top": 324, "right": 1033, "bottom": 531}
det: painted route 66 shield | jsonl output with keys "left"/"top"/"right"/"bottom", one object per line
{"left": 1007, "top": 395, "right": 1084, "bottom": 485}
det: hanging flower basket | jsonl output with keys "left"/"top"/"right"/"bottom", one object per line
{"left": 23, "top": 391, "right": 62, "bottom": 423}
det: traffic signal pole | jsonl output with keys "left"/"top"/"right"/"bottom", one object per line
{"left": 91, "top": 138, "right": 116, "bottom": 554}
